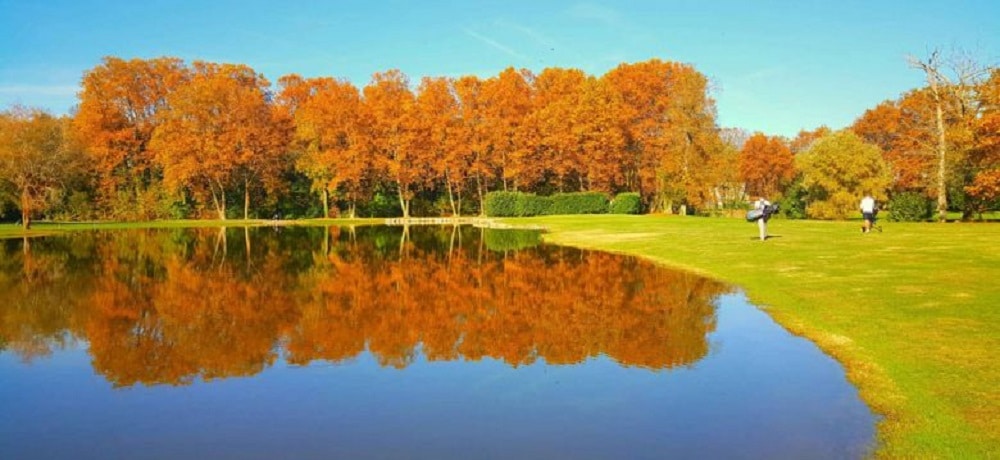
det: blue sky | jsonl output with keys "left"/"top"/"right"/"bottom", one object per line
{"left": 1, "top": 0, "right": 997, "bottom": 137}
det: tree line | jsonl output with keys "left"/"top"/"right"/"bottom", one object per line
{"left": 1, "top": 54, "right": 998, "bottom": 228}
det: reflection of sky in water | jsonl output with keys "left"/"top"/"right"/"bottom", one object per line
{"left": 0, "top": 228, "right": 875, "bottom": 459}
{"left": 0, "top": 228, "right": 874, "bottom": 459}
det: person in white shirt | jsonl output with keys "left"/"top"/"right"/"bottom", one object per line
{"left": 753, "top": 196, "right": 771, "bottom": 241}
{"left": 860, "top": 194, "right": 876, "bottom": 233}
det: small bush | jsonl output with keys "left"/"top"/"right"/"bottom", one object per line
{"left": 888, "top": 192, "right": 932, "bottom": 222}
{"left": 609, "top": 192, "right": 642, "bottom": 214}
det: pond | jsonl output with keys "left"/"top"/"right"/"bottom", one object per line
{"left": 0, "top": 225, "right": 875, "bottom": 459}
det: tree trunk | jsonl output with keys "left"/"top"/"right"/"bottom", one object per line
{"left": 20, "top": 188, "right": 31, "bottom": 230}
{"left": 398, "top": 193, "right": 410, "bottom": 218}
{"left": 476, "top": 174, "right": 486, "bottom": 216}
{"left": 445, "top": 173, "right": 457, "bottom": 216}
{"left": 211, "top": 183, "right": 227, "bottom": 220}
{"left": 322, "top": 188, "right": 330, "bottom": 218}
{"left": 397, "top": 178, "right": 410, "bottom": 218}
{"left": 934, "top": 97, "right": 948, "bottom": 222}
{"left": 244, "top": 178, "right": 250, "bottom": 221}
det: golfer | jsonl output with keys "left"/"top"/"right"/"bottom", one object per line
{"left": 753, "top": 196, "right": 771, "bottom": 241}
{"left": 860, "top": 193, "right": 876, "bottom": 233}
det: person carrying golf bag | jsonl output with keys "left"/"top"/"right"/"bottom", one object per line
{"left": 746, "top": 196, "right": 778, "bottom": 241}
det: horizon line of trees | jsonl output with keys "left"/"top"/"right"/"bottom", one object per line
{"left": 1, "top": 53, "right": 998, "bottom": 228}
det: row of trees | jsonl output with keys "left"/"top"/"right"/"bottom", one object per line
{"left": 1, "top": 54, "right": 998, "bottom": 227}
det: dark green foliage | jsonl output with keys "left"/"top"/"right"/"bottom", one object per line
{"left": 484, "top": 191, "right": 549, "bottom": 217}
{"left": 549, "top": 192, "right": 608, "bottom": 215}
{"left": 516, "top": 194, "right": 551, "bottom": 216}
{"left": 483, "top": 228, "right": 542, "bottom": 252}
{"left": 484, "top": 191, "right": 519, "bottom": 217}
{"left": 888, "top": 192, "right": 932, "bottom": 222}
{"left": 357, "top": 190, "right": 403, "bottom": 218}
{"left": 777, "top": 179, "right": 808, "bottom": 219}
{"left": 487, "top": 191, "right": 613, "bottom": 217}
{"left": 609, "top": 192, "right": 642, "bottom": 214}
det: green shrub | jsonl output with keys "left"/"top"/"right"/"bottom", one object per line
{"left": 487, "top": 191, "right": 612, "bottom": 216}
{"left": 778, "top": 180, "right": 808, "bottom": 219}
{"left": 485, "top": 191, "right": 519, "bottom": 217}
{"left": 549, "top": 192, "right": 608, "bottom": 215}
{"left": 610, "top": 192, "right": 642, "bottom": 214}
{"left": 888, "top": 192, "right": 932, "bottom": 222}
{"left": 516, "top": 193, "right": 550, "bottom": 216}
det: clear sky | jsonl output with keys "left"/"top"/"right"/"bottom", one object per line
{"left": 1, "top": 0, "right": 997, "bottom": 137}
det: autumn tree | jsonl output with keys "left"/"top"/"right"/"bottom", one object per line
{"left": 413, "top": 77, "right": 465, "bottom": 215}
{"left": 706, "top": 127, "right": 750, "bottom": 209}
{"left": 281, "top": 75, "right": 366, "bottom": 218}
{"left": 796, "top": 130, "right": 892, "bottom": 219}
{"left": 453, "top": 75, "right": 490, "bottom": 214}
{"left": 737, "top": 133, "right": 794, "bottom": 198}
{"left": 360, "top": 70, "right": 420, "bottom": 217}
{"left": 602, "top": 59, "right": 721, "bottom": 212}
{"left": 73, "top": 57, "right": 188, "bottom": 218}
{"left": 480, "top": 67, "right": 535, "bottom": 192}
{"left": 789, "top": 126, "right": 832, "bottom": 154}
{"left": 0, "top": 107, "right": 82, "bottom": 229}
{"left": 908, "top": 50, "right": 990, "bottom": 221}
{"left": 151, "top": 62, "right": 288, "bottom": 220}
{"left": 574, "top": 76, "right": 627, "bottom": 194}
{"left": 965, "top": 68, "right": 1000, "bottom": 213}
{"left": 528, "top": 67, "right": 586, "bottom": 192}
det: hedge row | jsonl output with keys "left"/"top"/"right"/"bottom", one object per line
{"left": 484, "top": 191, "right": 642, "bottom": 217}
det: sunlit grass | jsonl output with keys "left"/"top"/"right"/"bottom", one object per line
{"left": 520, "top": 214, "right": 999, "bottom": 458}
{"left": 2, "top": 215, "right": 997, "bottom": 457}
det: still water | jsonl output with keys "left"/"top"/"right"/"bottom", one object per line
{"left": 0, "top": 226, "right": 874, "bottom": 459}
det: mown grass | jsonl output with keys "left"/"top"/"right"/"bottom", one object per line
{"left": 516, "top": 214, "right": 999, "bottom": 458}
{"left": 2, "top": 215, "right": 997, "bottom": 457}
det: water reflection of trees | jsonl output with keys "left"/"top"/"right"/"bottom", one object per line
{"left": 0, "top": 226, "right": 729, "bottom": 387}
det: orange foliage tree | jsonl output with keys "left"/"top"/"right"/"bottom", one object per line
{"left": 0, "top": 108, "right": 81, "bottom": 229}
{"left": 737, "top": 133, "right": 794, "bottom": 198}
{"left": 453, "top": 76, "right": 492, "bottom": 214}
{"left": 789, "top": 126, "right": 832, "bottom": 154}
{"left": 602, "top": 59, "right": 722, "bottom": 212}
{"left": 73, "top": 57, "right": 188, "bottom": 218}
{"left": 281, "top": 75, "right": 367, "bottom": 218}
{"left": 852, "top": 94, "right": 937, "bottom": 193}
{"left": 361, "top": 70, "right": 420, "bottom": 217}
{"left": 151, "top": 62, "right": 289, "bottom": 220}
{"left": 413, "top": 77, "right": 465, "bottom": 215}
{"left": 965, "top": 69, "right": 1000, "bottom": 212}
{"left": 574, "top": 76, "right": 627, "bottom": 194}
{"left": 528, "top": 67, "right": 586, "bottom": 192}
{"left": 481, "top": 67, "right": 535, "bottom": 192}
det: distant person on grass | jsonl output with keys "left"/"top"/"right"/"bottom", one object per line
{"left": 860, "top": 193, "right": 876, "bottom": 233}
{"left": 753, "top": 196, "right": 771, "bottom": 241}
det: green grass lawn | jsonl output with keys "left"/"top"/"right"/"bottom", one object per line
{"left": 3, "top": 215, "right": 997, "bottom": 457}
{"left": 519, "top": 214, "right": 999, "bottom": 458}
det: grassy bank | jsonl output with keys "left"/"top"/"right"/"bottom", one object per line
{"left": 523, "top": 214, "right": 998, "bottom": 458}
{"left": 3, "top": 215, "right": 997, "bottom": 456}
